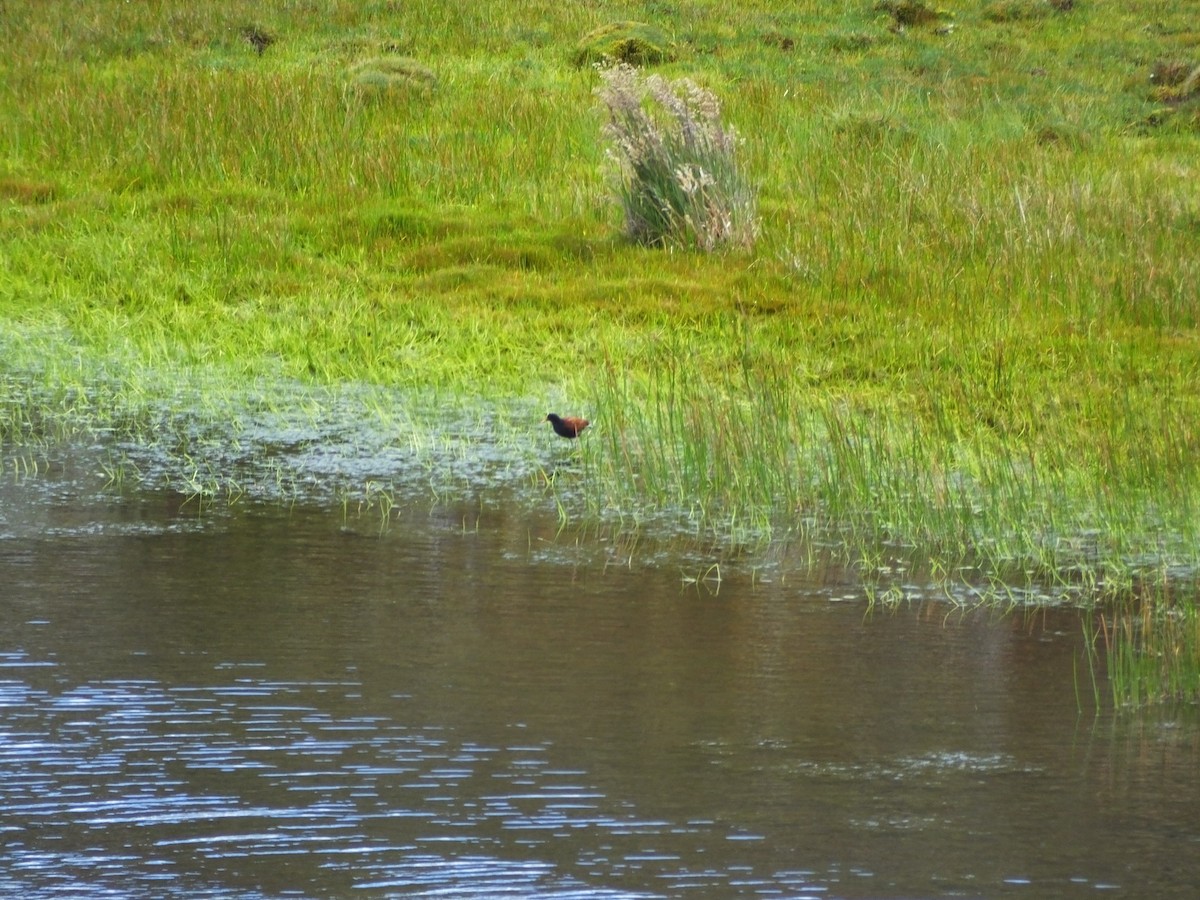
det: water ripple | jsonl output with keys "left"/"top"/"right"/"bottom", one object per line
{"left": 0, "top": 672, "right": 832, "bottom": 899}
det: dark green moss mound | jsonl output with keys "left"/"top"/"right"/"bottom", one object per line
{"left": 239, "top": 24, "right": 275, "bottom": 56}
{"left": 1150, "top": 61, "right": 1200, "bottom": 105}
{"left": 1142, "top": 62, "right": 1200, "bottom": 132}
{"left": 571, "top": 21, "right": 673, "bottom": 69}
{"left": 349, "top": 56, "right": 437, "bottom": 99}
{"left": 982, "top": 0, "right": 1056, "bottom": 23}
{"left": 875, "top": 1, "right": 950, "bottom": 29}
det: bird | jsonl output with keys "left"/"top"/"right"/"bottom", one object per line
{"left": 545, "top": 413, "right": 589, "bottom": 439}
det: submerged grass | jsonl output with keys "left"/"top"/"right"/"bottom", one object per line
{"left": 2, "top": 1, "right": 1199, "bottom": 702}
{"left": 583, "top": 337, "right": 1199, "bottom": 591}
{"left": 1094, "top": 582, "right": 1200, "bottom": 707}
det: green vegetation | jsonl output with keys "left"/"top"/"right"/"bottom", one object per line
{"left": 1, "top": 1, "right": 1198, "bottom": 702}
{"left": 349, "top": 55, "right": 438, "bottom": 99}
{"left": 572, "top": 21, "right": 675, "bottom": 69}
{"left": 596, "top": 63, "right": 758, "bottom": 249}
{"left": 1085, "top": 580, "right": 1200, "bottom": 708}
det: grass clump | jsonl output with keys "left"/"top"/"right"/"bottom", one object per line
{"left": 1150, "top": 61, "right": 1200, "bottom": 104}
{"left": 875, "top": 1, "right": 950, "bottom": 29}
{"left": 825, "top": 31, "right": 880, "bottom": 54}
{"left": 595, "top": 63, "right": 758, "bottom": 252}
{"left": 239, "top": 23, "right": 276, "bottom": 56}
{"left": 982, "top": 0, "right": 1056, "bottom": 22}
{"left": 1142, "top": 60, "right": 1200, "bottom": 133}
{"left": 0, "top": 175, "right": 57, "bottom": 204}
{"left": 571, "top": 21, "right": 674, "bottom": 69}
{"left": 350, "top": 56, "right": 437, "bottom": 99}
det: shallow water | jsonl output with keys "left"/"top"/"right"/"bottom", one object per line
{"left": 1, "top": 457, "right": 1199, "bottom": 899}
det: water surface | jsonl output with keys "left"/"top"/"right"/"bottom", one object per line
{"left": 1, "top": 461, "right": 1198, "bottom": 898}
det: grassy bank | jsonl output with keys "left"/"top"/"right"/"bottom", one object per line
{"left": 2, "top": 2, "right": 1199, "bottom": 701}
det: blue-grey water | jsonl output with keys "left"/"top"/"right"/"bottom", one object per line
{"left": 1, "top": 452, "right": 1198, "bottom": 899}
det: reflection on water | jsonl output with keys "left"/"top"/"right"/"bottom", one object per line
{"left": 1, "top": 463, "right": 1199, "bottom": 898}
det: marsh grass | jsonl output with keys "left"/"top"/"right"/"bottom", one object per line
{"left": 581, "top": 351, "right": 1199, "bottom": 595}
{"left": 1096, "top": 589, "right": 1200, "bottom": 707}
{"left": 2, "top": 0, "right": 1199, "bottom": 703}
{"left": 596, "top": 63, "right": 758, "bottom": 250}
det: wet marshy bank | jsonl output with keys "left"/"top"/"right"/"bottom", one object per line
{"left": 2, "top": 460, "right": 1199, "bottom": 898}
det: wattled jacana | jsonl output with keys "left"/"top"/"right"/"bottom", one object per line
{"left": 545, "top": 413, "right": 589, "bottom": 439}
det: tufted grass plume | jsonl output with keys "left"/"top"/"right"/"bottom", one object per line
{"left": 595, "top": 63, "right": 758, "bottom": 252}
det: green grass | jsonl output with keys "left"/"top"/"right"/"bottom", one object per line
{"left": 596, "top": 63, "right": 759, "bottom": 250}
{"left": 1095, "top": 585, "right": 1200, "bottom": 707}
{"left": 2, "top": 1, "right": 1199, "bottom": 702}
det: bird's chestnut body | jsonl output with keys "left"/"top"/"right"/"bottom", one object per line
{"left": 545, "top": 413, "right": 589, "bottom": 439}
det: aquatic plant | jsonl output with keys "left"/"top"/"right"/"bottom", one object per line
{"left": 1096, "top": 587, "right": 1200, "bottom": 707}
{"left": 579, "top": 345, "right": 1200, "bottom": 592}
